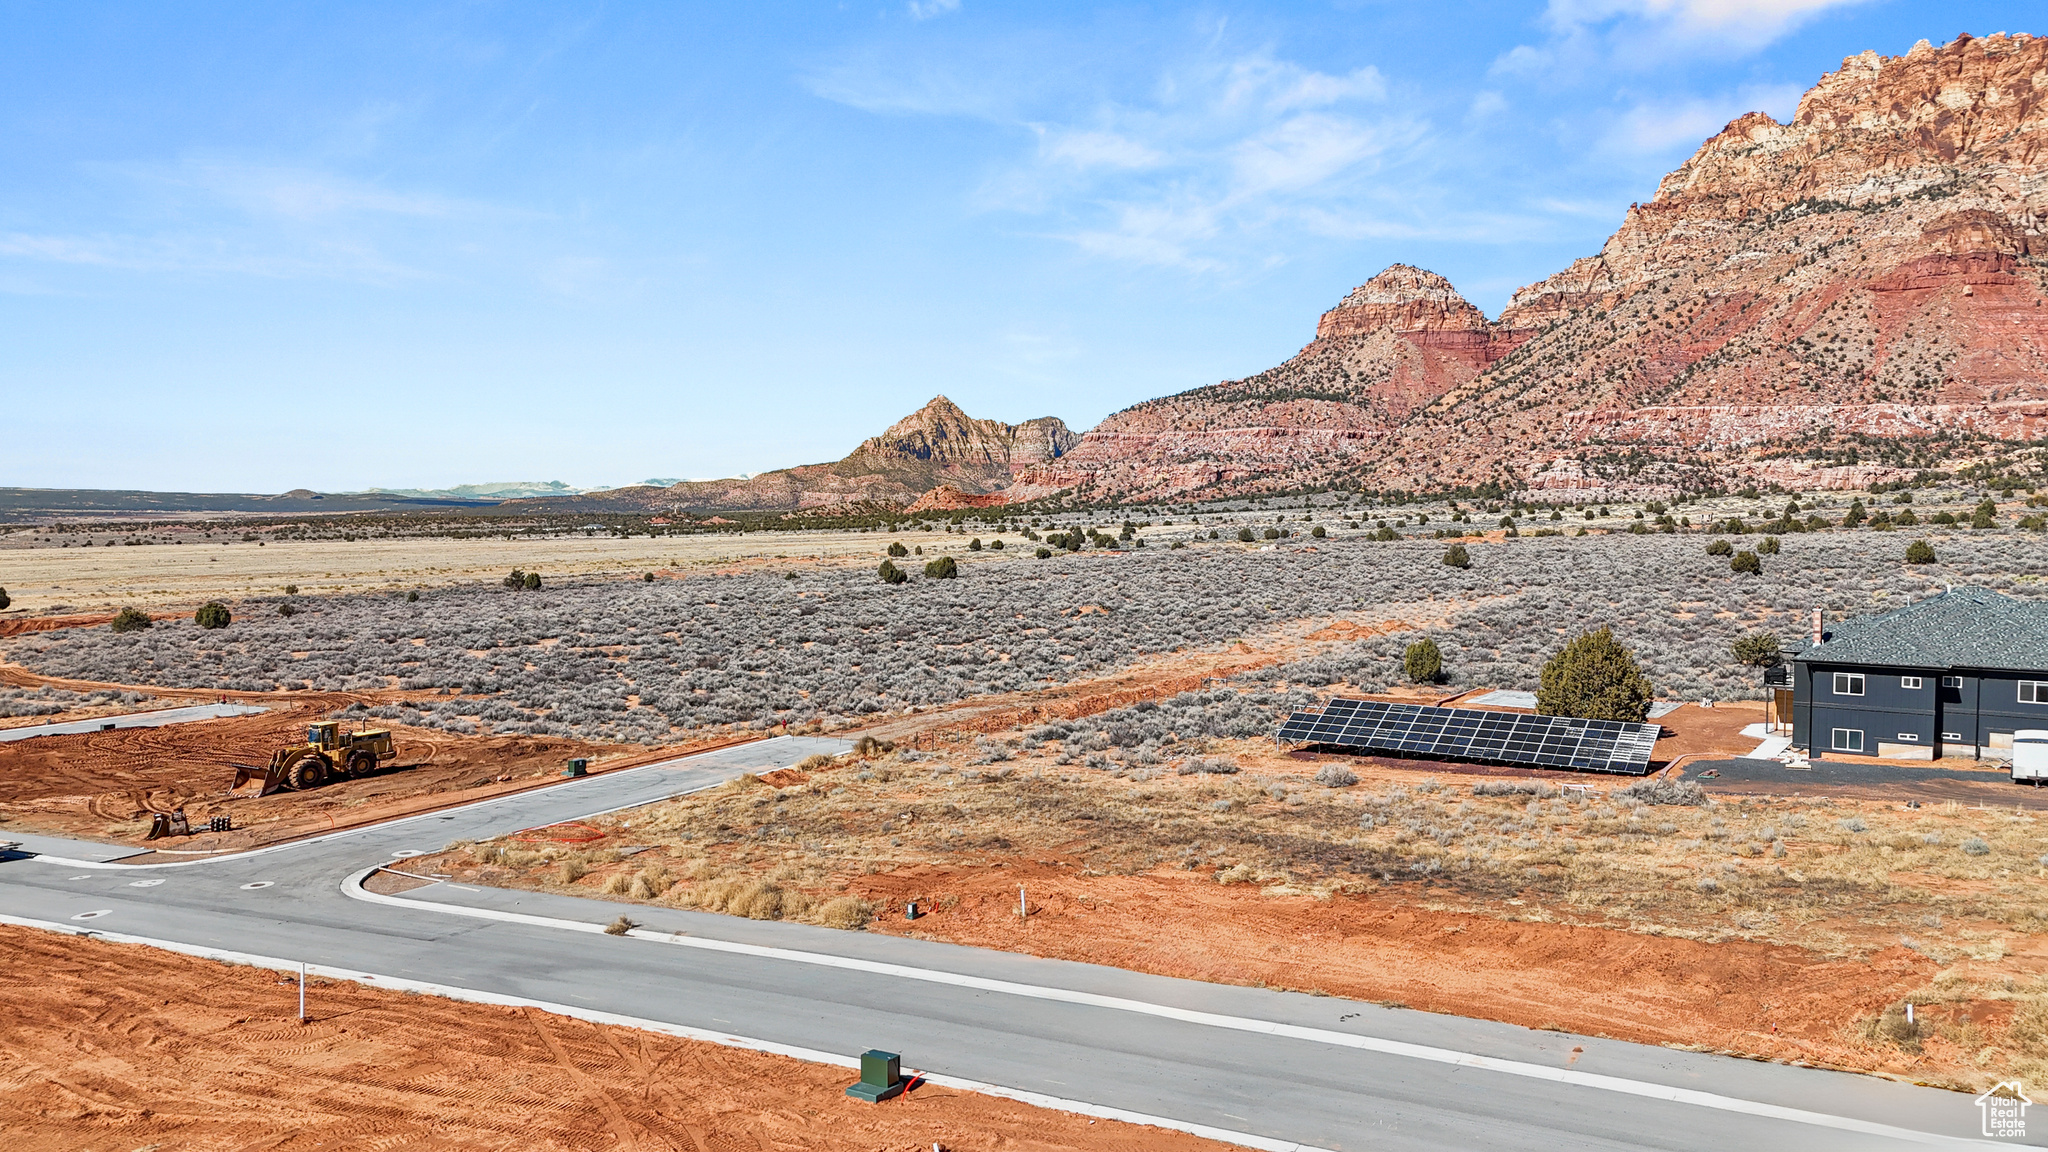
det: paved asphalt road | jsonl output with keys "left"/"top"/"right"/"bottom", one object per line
{"left": 0, "top": 736, "right": 2023, "bottom": 1151}
{"left": 0, "top": 701, "right": 268, "bottom": 742}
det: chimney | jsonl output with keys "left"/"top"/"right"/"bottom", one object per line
{"left": 1811, "top": 607, "right": 1823, "bottom": 646}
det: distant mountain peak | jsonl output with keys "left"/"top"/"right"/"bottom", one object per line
{"left": 506, "top": 397, "right": 1075, "bottom": 513}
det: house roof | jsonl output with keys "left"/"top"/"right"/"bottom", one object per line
{"left": 1793, "top": 586, "right": 2048, "bottom": 673}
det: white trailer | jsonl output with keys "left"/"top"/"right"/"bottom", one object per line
{"left": 2014, "top": 730, "right": 2048, "bottom": 784}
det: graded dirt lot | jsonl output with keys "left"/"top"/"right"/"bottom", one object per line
{"left": 0, "top": 925, "right": 1224, "bottom": 1152}
{"left": 0, "top": 527, "right": 986, "bottom": 615}
{"left": 0, "top": 674, "right": 703, "bottom": 851}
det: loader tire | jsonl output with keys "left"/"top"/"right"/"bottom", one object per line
{"left": 346, "top": 752, "right": 375, "bottom": 779}
{"left": 287, "top": 755, "right": 328, "bottom": 790}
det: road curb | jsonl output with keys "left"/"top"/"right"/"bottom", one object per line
{"left": 342, "top": 871, "right": 1993, "bottom": 1148}
{"left": 0, "top": 911, "right": 1330, "bottom": 1152}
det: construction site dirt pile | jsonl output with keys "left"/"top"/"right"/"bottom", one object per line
{"left": 0, "top": 925, "right": 1225, "bottom": 1152}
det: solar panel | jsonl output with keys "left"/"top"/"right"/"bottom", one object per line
{"left": 1276, "top": 698, "right": 1661, "bottom": 775}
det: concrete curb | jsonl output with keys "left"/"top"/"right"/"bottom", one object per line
{"left": 0, "top": 911, "right": 1329, "bottom": 1152}
{"left": 340, "top": 870, "right": 1992, "bottom": 1148}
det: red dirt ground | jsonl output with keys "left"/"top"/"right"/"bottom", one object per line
{"left": 0, "top": 673, "right": 731, "bottom": 851}
{"left": 844, "top": 861, "right": 1939, "bottom": 1078}
{"left": 0, "top": 925, "right": 1226, "bottom": 1152}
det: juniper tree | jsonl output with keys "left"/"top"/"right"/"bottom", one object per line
{"left": 1403, "top": 638, "right": 1443, "bottom": 684}
{"left": 1731, "top": 631, "right": 1781, "bottom": 667}
{"left": 1537, "top": 627, "right": 1654, "bottom": 722}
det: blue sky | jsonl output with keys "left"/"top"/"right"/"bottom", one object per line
{"left": 1, "top": 1, "right": 2031, "bottom": 493}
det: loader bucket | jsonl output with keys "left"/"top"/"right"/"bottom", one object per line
{"left": 144, "top": 811, "right": 191, "bottom": 840}
{"left": 228, "top": 762, "right": 284, "bottom": 798}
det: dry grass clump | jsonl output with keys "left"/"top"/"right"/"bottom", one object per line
{"left": 1837, "top": 969, "right": 2048, "bottom": 1091}
{"left": 442, "top": 787, "right": 881, "bottom": 930}
{"left": 569, "top": 752, "right": 2048, "bottom": 957}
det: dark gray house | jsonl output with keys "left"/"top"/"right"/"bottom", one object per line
{"left": 1790, "top": 587, "right": 2048, "bottom": 760}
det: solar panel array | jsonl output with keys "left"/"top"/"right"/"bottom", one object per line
{"left": 1275, "top": 698, "right": 1661, "bottom": 775}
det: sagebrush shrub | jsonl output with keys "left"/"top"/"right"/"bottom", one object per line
{"left": 9, "top": 533, "right": 2038, "bottom": 745}
{"left": 1616, "top": 779, "right": 1706, "bottom": 806}
{"left": 1313, "top": 764, "right": 1358, "bottom": 787}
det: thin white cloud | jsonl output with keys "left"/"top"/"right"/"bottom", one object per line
{"left": 1230, "top": 112, "right": 1395, "bottom": 196}
{"left": 1036, "top": 128, "right": 1164, "bottom": 170}
{"left": 111, "top": 157, "right": 523, "bottom": 223}
{"left": 1530, "top": 0, "right": 1870, "bottom": 58}
{"left": 1606, "top": 82, "right": 1803, "bottom": 152}
{"left": 813, "top": 41, "right": 1428, "bottom": 271}
{"left": 0, "top": 229, "right": 435, "bottom": 282}
{"left": 1469, "top": 90, "right": 1509, "bottom": 119}
{"left": 906, "top": 0, "right": 960, "bottom": 21}
{"left": 1222, "top": 60, "right": 1387, "bottom": 111}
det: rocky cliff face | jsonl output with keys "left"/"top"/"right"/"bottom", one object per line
{"left": 1022, "top": 32, "right": 2048, "bottom": 502}
{"left": 1012, "top": 265, "right": 1533, "bottom": 501}
{"left": 1376, "top": 31, "right": 2048, "bottom": 496}
{"left": 847, "top": 396, "right": 1076, "bottom": 475}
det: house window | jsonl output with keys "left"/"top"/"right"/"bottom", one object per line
{"left": 1900, "top": 676, "right": 1923, "bottom": 690}
{"left": 1831, "top": 728, "right": 1865, "bottom": 752}
{"left": 1942, "top": 731, "right": 1963, "bottom": 741}
{"left": 2021, "top": 682, "right": 2048, "bottom": 705}
{"left": 1942, "top": 676, "right": 1962, "bottom": 688}
{"left": 1896, "top": 733, "right": 1918, "bottom": 742}
{"left": 1832, "top": 673, "right": 1866, "bottom": 696}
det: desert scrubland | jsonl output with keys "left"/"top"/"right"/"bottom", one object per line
{"left": 4, "top": 520, "right": 2047, "bottom": 1097}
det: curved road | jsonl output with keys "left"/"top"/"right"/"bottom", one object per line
{"left": 0, "top": 736, "right": 2020, "bottom": 1151}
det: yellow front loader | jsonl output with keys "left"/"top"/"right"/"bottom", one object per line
{"left": 229, "top": 721, "right": 396, "bottom": 798}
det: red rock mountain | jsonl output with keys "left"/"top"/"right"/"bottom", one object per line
{"left": 1010, "top": 265, "right": 1533, "bottom": 501}
{"left": 1025, "top": 32, "right": 2048, "bottom": 502}
{"left": 514, "top": 397, "right": 1075, "bottom": 513}
{"left": 527, "top": 33, "right": 2048, "bottom": 513}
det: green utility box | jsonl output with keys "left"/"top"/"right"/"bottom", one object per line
{"left": 563, "top": 758, "right": 588, "bottom": 777}
{"left": 845, "top": 1049, "right": 903, "bottom": 1102}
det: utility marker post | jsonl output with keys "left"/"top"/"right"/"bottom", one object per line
{"left": 1018, "top": 884, "right": 1026, "bottom": 919}
{"left": 299, "top": 962, "right": 307, "bottom": 1023}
